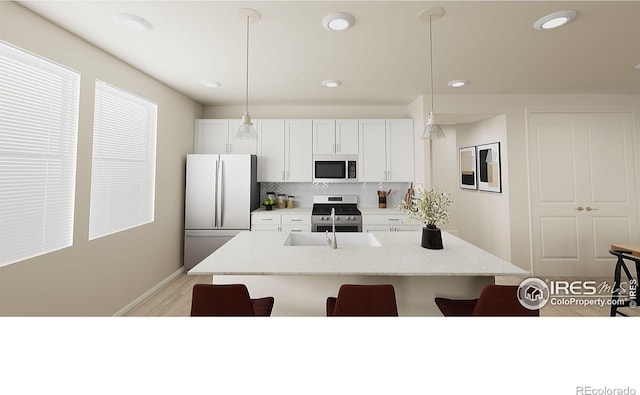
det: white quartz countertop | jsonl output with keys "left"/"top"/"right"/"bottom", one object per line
{"left": 188, "top": 231, "right": 529, "bottom": 277}
{"left": 358, "top": 207, "right": 409, "bottom": 215}
{"left": 252, "top": 207, "right": 312, "bottom": 215}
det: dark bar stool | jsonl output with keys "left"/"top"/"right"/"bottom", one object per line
{"left": 608, "top": 249, "right": 640, "bottom": 317}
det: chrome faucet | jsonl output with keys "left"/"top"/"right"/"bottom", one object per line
{"left": 326, "top": 207, "right": 337, "bottom": 249}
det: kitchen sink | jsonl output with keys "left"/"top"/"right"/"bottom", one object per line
{"left": 283, "top": 232, "right": 381, "bottom": 247}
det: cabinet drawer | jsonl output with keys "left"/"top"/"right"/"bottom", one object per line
{"left": 281, "top": 224, "right": 312, "bottom": 233}
{"left": 362, "top": 214, "right": 408, "bottom": 226}
{"left": 281, "top": 215, "right": 311, "bottom": 225}
{"left": 251, "top": 214, "right": 281, "bottom": 225}
{"left": 251, "top": 224, "right": 280, "bottom": 232}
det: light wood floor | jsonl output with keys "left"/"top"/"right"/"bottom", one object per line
{"left": 123, "top": 272, "right": 639, "bottom": 317}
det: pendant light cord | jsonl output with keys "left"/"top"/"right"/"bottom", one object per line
{"left": 429, "top": 14, "right": 434, "bottom": 113}
{"left": 245, "top": 15, "right": 250, "bottom": 114}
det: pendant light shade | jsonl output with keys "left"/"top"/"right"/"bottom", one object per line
{"left": 235, "top": 8, "right": 260, "bottom": 140}
{"left": 418, "top": 7, "right": 445, "bottom": 140}
{"left": 423, "top": 112, "right": 445, "bottom": 140}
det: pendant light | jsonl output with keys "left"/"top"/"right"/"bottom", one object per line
{"left": 418, "top": 7, "right": 445, "bottom": 140}
{"left": 235, "top": 8, "right": 261, "bottom": 140}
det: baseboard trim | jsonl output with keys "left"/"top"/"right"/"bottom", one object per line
{"left": 113, "top": 267, "right": 185, "bottom": 317}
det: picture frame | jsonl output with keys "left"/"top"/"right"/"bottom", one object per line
{"left": 459, "top": 146, "right": 477, "bottom": 190}
{"left": 477, "top": 142, "right": 502, "bottom": 193}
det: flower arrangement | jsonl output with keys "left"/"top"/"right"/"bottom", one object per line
{"left": 403, "top": 186, "right": 452, "bottom": 229}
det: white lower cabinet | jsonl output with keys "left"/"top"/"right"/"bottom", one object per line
{"left": 251, "top": 213, "right": 281, "bottom": 231}
{"left": 281, "top": 214, "right": 311, "bottom": 232}
{"left": 251, "top": 212, "right": 311, "bottom": 232}
{"left": 362, "top": 214, "right": 420, "bottom": 232}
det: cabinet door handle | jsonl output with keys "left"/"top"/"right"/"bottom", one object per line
{"left": 282, "top": 170, "right": 285, "bottom": 181}
{"left": 586, "top": 207, "right": 599, "bottom": 211}
{"left": 388, "top": 218, "right": 400, "bottom": 221}
{"left": 228, "top": 143, "right": 232, "bottom": 153}
{"left": 291, "top": 219, "right": 302, "bottom": 222}
{"left": 262, "top": 218, "right": 273, "bottom": 221}
{"left": 575, "top": 206, "right": 584, "bottom": 211}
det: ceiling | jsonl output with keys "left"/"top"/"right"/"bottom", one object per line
{"left": 18, "top": 1, "right": 640, "bottom": 107}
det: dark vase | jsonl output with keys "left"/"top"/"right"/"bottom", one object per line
{"left": 265, "top": 205, "right": 273, "bottom": 211}
{"left": 421, "top": 226, "right": 443, "bottom": 249}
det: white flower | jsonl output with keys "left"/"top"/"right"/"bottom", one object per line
{"left": 402, "top": 186, "right": 452, "bottom": 228}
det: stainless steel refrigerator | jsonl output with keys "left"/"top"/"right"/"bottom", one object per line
{"left": 184, "top": 154, "right": 259, "bottom": 271}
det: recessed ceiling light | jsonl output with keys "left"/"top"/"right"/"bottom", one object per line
{"left": 322, "top": 12, "right": 355, "bottom": 31}
{"left": 533, "top": 10, "right": 577, "bottom": 30}
{"left": 322, "top": 80, "right": 341, "bottom": 88}
{"left": 200, "top": 80, "right": 221, "bottom": 88}
{"left": 113, "top": 13, "right": 153, "bottom": 32}
{"left": 448, "top": 80, "right": 469, "bottom": 88}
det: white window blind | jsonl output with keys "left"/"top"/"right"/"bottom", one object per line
{"left": 89, "top": 80, "right": 157, "bottom": 240}
{"left": 0, "top": 41, "right": 80, "bottom": 267}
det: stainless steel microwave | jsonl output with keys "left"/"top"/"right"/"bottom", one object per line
{"left": 313, "top": 155, "right": 358, "bottom": 183}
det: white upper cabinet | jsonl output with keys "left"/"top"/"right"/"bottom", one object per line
{"left": 285, "top": 119, "right": 313, "bottom": 182}
{"left": 312, "top": 119, "right": 359, "bottom": 155}
{"left": 258, "top": 119, "right": 312, "bottom": 182}
{"left": 359, "top": 119, "right": 387, "bottom": 182}
{"left": 359, "top": 119, "right": 414, "bottom": 182}
{"left": 195, "top": 119, "right": 256, "bottom": 154}
{"left": 257, "top": 119, "right": 286, "bottom": 182}
{"left": 386, "top": 119, "right": 414, "bottom": 182}
{"left": 195, "top": 118, "right": 412, "bottom": 183}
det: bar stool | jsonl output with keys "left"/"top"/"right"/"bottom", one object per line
{"left": 326, "top": 284, "right": 398, "bottom": 316}
{"left": 190, "top": 284, "right": 275, "bottom": 316}
{"left": 608, "top": 249, "right": 640, "bottom": 317}
{"left": 435, "top": 285, "right": 539, "bottom": 316}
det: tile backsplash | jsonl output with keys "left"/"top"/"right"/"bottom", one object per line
{"left": 259, "top": 182, "right": 414, "bottom": 208}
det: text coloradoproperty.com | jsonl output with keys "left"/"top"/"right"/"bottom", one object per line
{"left": 576, "top": 386, "right": 636, "bottom": 395}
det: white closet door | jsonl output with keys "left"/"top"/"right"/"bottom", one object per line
{"left": 528, "top": 112, "right": 638, "bottom": 276}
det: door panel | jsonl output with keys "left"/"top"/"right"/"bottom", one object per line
{"left": 592, "top": 217, "right": 630, "bottom": 259}
{"left": 528, "top": 112, "right": 638, "bottom": 276}
{"left": 257, "top": 119, "right": 285, "bottom": 182}
{"left": 185, "top": 154, "right": 217, "bottom": 229}
{"left": 219, "top": 155, "right": 251, "bottom": 230}
{"left": 587, "top": 120, "right": 628, "bottom": 203}
{"left": 359, "top": 120, "right": 386, "bottom": 182}
{"left": 535, "top": 123, "right": 577, "bottom": 203}
{"left": 313, "top": 120, "right": 336, "bottom": 155}
{"left": 540, "top": 217, "right": 578, "bottom": 259}
{"left": 286, "top": 119, "right": 312, "bottom": 182}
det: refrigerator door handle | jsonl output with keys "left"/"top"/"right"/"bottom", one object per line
{"left": 217, "top": 159, "right": 224, "bottom": 228}
{"left": 213, "top": 159, "right": 219, "bottom": 228}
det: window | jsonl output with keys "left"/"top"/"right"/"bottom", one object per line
{"left": 0, "top": 41, "right": 80, "bottom": 267}
{"left": 89, "top": 80, "right": 157, "bottom": 240}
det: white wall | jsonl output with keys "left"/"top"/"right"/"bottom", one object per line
{"left": 0, "top": 3, "right": 203, "bottom": 315}
{"left": 430, "top": 125, "right": 459, "bottom": 236}
{"left": 455, "top": 115, "right": 510, "bottom": 261}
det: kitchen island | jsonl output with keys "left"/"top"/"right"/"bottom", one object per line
{"left": 188, "top": 231, "right": 529, "bottom": 316}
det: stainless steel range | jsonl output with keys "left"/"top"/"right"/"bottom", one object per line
{"left": 311, "top": 195, "right": 362, "bottom": 232}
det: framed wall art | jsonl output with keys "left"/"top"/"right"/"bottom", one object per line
{"left": 477, "top": 142, "right": 502, "bottom": 193}
{"left": 459, "top": 146, "right": 477, "bottom": 190}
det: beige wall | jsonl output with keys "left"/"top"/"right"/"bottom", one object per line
{"left": 0, "top": 3, "right": 203, "bottom": 315}
{"left": 455, "top": 115, "right": 511, "bottom": 261}
{"left": 427, "top": 94, "right": 640, "bottom": 272}
{"left": 203, "top": 104, "right": 409, "bottom": 119}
